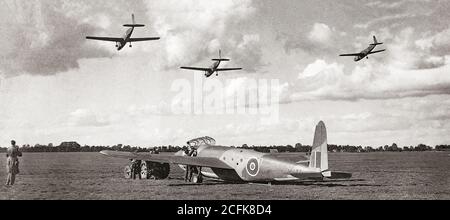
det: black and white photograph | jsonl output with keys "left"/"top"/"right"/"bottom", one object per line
{"left": 1, "top": 0, "right": 449, "bottom": 202}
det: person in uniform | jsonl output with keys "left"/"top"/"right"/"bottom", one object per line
{"left": 130, "top": 159, "right": 141, "bottom": 180}
{"left": 187, "top": 147, "right": 198, "bottom": 182}
{"left": 5, "top": 140, "right": 22, "bottom": 186}
{"left": 135, "top": 160, "right": 142, "bottom": 180}
{"left": 184, "top": 145, "right": 192, "bottom": 182}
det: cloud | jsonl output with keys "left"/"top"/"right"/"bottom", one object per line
{"left": 280, "top": 22, "right": 342, "bottom": 56}
{"left": 299, "top": 59, "right": 344, "bottom": 80}
{"left": 366, "top": 0, "right": 433, "bottom": 9}
{"left": 127, "top": 102, "right": 174, "bottom": 117}
{"left": 388, "top": 27, "right": 450, "bottom": 70}
{"left": 67, "top": 109, "right": 111, "bottom": 127}
{"left": 383, "top": 96, "right": 450, "bottom": 121}
{"left": 230, "top": 34, "right": 265, "bottom": 72}
{"left": 308, "top": 23, "right": 333, "bottom": 45}
{"left": 354, "top": 13, "right": 419, "bottom": 29}
{"left": 366, "top": 0, "right": 406, "bottom": 9}
{"left": 0, "top": 0, "right": 114, "bottom": 76}
{"left": 174, "top": 117, "right": 301, "bottom": 146}
{"left": 353, "top": 27, "right": 449, "bottom": 71}
{"left": 415, "top": 27, "right": 450, "bottom": 55}
{"left": 287, "top": 53, "right": 450, "bottom": 101}
{"left": 143, "top": 0, "right": 266, "bottom": 73}
{"left": 355, "top": 0, "right": 435, "bottom": 29}
{"left": 144, "top": 0, "right": 258, "bottom": 70}
{"left": 327, "top": 112, "right": 413, "bottom": 133}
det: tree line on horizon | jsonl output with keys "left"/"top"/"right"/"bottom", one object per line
{"left": 0, "top": 141, "right": 449, "bottom": 153}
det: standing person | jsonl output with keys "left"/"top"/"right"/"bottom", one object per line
{"left": 130, "top": 159, "right": 141, "bottom": 180}
{"left": 184, "top": 145, "right": 191, "bottom": 182}
{"left": 135, "top": 160, "right": 141, "bottom": 180}
{"left": 187, "top": 147, "right": 198, "bottom": 182}
{"left": 129, "top": 159, "right": 135, "bottom": 179}
{"left": 5, "top": 140, "right": 22, "bottom": 186}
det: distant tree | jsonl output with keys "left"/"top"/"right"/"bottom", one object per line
{"left": 388, "top": 143, "right": 401, "bottom": 152}
{"left": 296, "top": 145, "right": 311, "bottom": 153}
{"left": 415, "top": 144, "right": 432, "bottom": 151}
{"left": 364, "top": 146, "right": 374, "bottom": 152}
{"left": 436, "top": 145, "right": 450, "bottom": 151}
{"left": 356, "top": 146, "right": 364, "bottom": 153}
{"left": 123, "top": 145, "right": 131, "bottom": 152}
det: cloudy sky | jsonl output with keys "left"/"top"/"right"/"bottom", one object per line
{"left": 1, "top": 0, "right": 449, "bottom": 148}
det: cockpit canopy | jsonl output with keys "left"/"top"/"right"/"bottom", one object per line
{"left": 187, "top": 136, "right": 216, "bottom": 147}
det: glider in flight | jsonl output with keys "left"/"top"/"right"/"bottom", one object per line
{"left": 340, "top": 36, "right": 386, "bottom": 61}
{"left": 86, "top": 14, "right": 160, "bottom": 51}
{"left": 180, "top": 50, "right": 242, "bottom": 78}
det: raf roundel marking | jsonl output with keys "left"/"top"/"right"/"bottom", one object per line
{"left": 246, "top": 158, "right": 260, "bottom": 177}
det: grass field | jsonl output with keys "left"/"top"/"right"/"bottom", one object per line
{"left": 0, "top": 152, "right": 449, "bottom": 200}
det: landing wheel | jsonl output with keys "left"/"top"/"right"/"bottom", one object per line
{"left": 191, "top": 173, "right": 203, "bottom": 184}
{"left": 129, "top": 44, "right": 132, "bottom": 48}
{"left": 124, "top": 165, "right": 132, "bottom": 179}
{"left": 140, "top": 162, "right": 170, "bottom": 180}
{"left": 154, "top": 163, "right": 170, "bottom": 179}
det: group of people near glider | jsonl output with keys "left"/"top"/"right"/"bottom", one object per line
{"left": 183, "top": 144, "right": 202, "bottom": 183}
{"left": 125, "top": 144, "right": 202, "bottom": 183}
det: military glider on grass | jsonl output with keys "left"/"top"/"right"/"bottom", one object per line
{"left": 100, "top": 121, "right": 352, "bottom": 184}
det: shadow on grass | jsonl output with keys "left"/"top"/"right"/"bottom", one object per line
{"left": 272, "top": 179, "right": 382, "bottom": 187}
{"left": 168, "top": 178, "right": 380, "bottom": 188}
{"left": 168, "top": 178, "right": 245, "bottom": 187}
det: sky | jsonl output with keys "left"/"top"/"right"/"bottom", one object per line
{"left": 1, "top": 0, "right": 450, "bottom": 148}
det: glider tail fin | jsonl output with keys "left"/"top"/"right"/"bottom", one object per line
{"left": 212, "top": 50, "right": 230, "bottom": 61}
{"left": 124, "top": 14, "right": 145, "bottom": 27}
{"left": 309, "top": 121, "right": 329, "bottom": 173}
{"left": 307, "top": 121, "right": 352, "bottom": 179}
{"left": 371, "top": 36, "right": 383, "bottom": 46}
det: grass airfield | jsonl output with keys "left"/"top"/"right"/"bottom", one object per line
{"left": 1, "top": 152, "right": 449, "bottom": 200}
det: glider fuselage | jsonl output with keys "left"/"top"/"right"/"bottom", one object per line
{"left": 185, "top": 145, "right": 321, "bottom": 182}
{"left": 117, "top": 27, "right": 134, "bottom": 50}
{"left": 355, "top": 44, "right": 376, "bottom": 61}
{"left": 204, "top": 61, "right": 221, "bottom": 77}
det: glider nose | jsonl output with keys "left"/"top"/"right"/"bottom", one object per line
{"left": 117, "top": 42, "right": 123, "bottom": 51}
